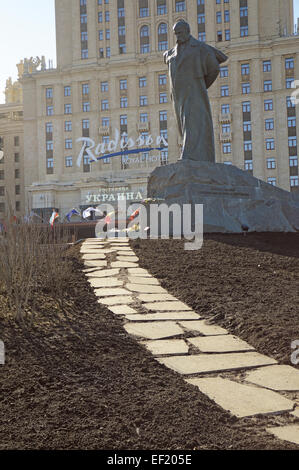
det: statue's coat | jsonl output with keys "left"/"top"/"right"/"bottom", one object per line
{"left": 164, "top": 36, "right": 228, "bottom": 162}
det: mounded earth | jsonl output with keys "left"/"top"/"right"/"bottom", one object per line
{"left": 0, "top": 234, "right": 298, "bottom": 450}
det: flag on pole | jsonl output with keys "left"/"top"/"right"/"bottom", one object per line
{"left": 66, "top": 208, "right": 80, "bottom": 222}
{"left": 49, "top": 210, "right": 59, "bottom": 227}
{"left": 82, "top": 207, "right": 103, "bottom": 219}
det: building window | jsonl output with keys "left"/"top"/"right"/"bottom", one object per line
{"left": 101, "top": 81, "right": 108, "bottom": 92}
{"left": 288, "top": 137, "right": 297, "bottom": 147}
{"left": 198, "top": 14, "right": 205, "bottom": 24}
{"left": 288, "top": 117, "right": 296, "bottom": 127}
{"left": 105, "top": 11, "right": 110, "bottom": 22}
{"left": 263, "top": 60, "right": 271, "bottom": 72}
{"left": 65, "top": 156, "right": 73, "bottom": 167}
{"left": 160, "top": 149, "right": 168, "bottom": 165}
{"left": 120, "top": 79, "right": 127, "bottom": 90}
{"left": 64, "top": 86, "right": 71, "bottom": 97}
{"left": 102, "top": 117, "right": 110, "bottom": 127}
{"left": 159, "top": 110, "right": 167, "bottom": 121}
{"left": 82, "top": 119, "right": 89, "bottom": 129}
{"left": 139, "top": 77, "right": 147, "bottom": 87}
{"left": 242, "top": 101, "right": 251, "bottom": 113}
{"left": 241, "top": 63, "right": 250, "bottom": 75}
{"left": 106, "top": 29, "right": 110, "bottom": 40}
{"left": 159, "top": 92, "right": 167, "bottom": 103}
{"left": 222, "top": 123, "right": 231, "bottom": 133}
{"left": 99, "top": 48, "right": 104, "bottom": 58}
{"left": 106, "top": 47, "right": 110, "bottom": 58}
{"left": 157, "top": 4, "right": 167, "bottom": 15}
{"left": 159, "top": 74, "right": 167, "bottom": 85}
{"left": 141, "top": 44, "right": 150, "bottom": 54}
{"left": 264, "top": 80, "right": 272, "bottom": 92}
{"left": 140, "top": 95, "right": 148, "bottom": 106}
{"left": 119, "top": 44, "right": 126, "bottom": 54}
{"left": 217, "top": 31, "right": 223, "bottom": 42}
{"left": 265, "top": 119, "right": 274, "bottom": 130}
{"left": 264, "top": 99, "right": 273, "bottom": 111}
{"left": 240, "top": 26, "right": 248, "bottom": 37}
{"left": 220, "top": 66, "right": 228, "bottom": 78}
{"left": 83, "top": 102, "right": 90, "bottom": 112}
{"left": 64, "top": 104, "right": 72, "bottom": 114}
{"left": 221, "top": 85, "right": 229, "bottom": 97}
{"left": 225, "top": 29, "right": 230, "bottom": 40}
{"left": 176, "top": 1, "right": 186, "bottom": 12}
{"left": 243, "top": 121, "right": 251, "bottom": 132}
{"left": 290, "top": 156, "right": 298, "bottom": 167}
{"left": 82, "top": 83, "right": 89, "bottom": 95}
{"left": 81, "top": 31, "right": 88, "bottom": 41}
{"left": 216, "top": 12, "right": 222, "bottom": 23}
{"left": 140, "top": 112, "right": 148, "bottom": 122}
{"left": 266, "top": 138, "right": 275, "bottom": 150}
{"left": 242, "top": 83, "right": 250, "bottom": 94}
{"left": 222, "top": 104, "right": 230, "bottom": 114}
{"left": 198, "top": 32, "right": 206, "bottom": 41}
{"left": 224, "top": 10, "right": 230, "bottom": 22}
{"left": 118, "top": 26, "right": 125, "bottom": 36}
{"left": 158, "top": 41, "right": 168, "bottom": 51}
{"left": 81, "top": 49, "right": 88, "bottom": 59}
{"left": 14, "top": 153, "right": 20, "bottom": 163}
{"left": 101, "top": 99, "right": 109, "bottom": 110}
{"left": 240, "top": 6, "right": 248, "bottom": 17}
{"left": 15, "top": 169, "right": 20, "bottom": 179}
{"left": 118, "top": 7, "right": 125, "bottom": 17}
{"left": 267, "top": 158, "right": 276, "bottom": 169}
{"left": 245, "top": 160, "right": 253, "bottom": 170}
{"left": 223, "top": 143, "right": 231, "bottom": 154}
{"left": 65, "top": 139, "right": 72, "bottom": 149}
{"left": 81, "top": 14, "right": 87, "bottom": 24}
{"left": 286, "top": 78, "right": 294, "bottom": 89}
{"left": 140, "top": 8, "right": 149, "bottom": 17}
{"left": 65, "top": 121, "right": 72, "bottom": 132}
{"left": 46, "top": 141, "right": 53, "bottom": 151}
{"left": 47, "top": 106, "right": 54, "bottom": 116}
{"left": 267, "top": 177, "right": 276, "bottom": 186}
{"left": 287, "top": 96, "right": 295, "bottom": 108}
{"left": 290, "top": 176, "right": 299, "bottom": 187}
{"left": 244, "top": 141, "right": 252, "bottom": 151}
{"left": 98, "top": 12, "right": 103, "bottom": 22}
{"left": 99, "top": 30, "right": 103, "bottom": 40}
{"left": 120, "top": 97, "right": 128, "bottom": 108}
{"left": 46, "top": 88, "right": 53, "bottom": 98}
{"left": 285, "top": 58, "right": 294, "bottom": 69}
{"left": 120, "top": 115, "right": 127, "bottom": 125}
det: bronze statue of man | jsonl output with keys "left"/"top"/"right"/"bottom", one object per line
{"left": 164, "top": 20, "right": 228, "bottom": 162}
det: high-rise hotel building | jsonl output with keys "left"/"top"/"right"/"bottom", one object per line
{"left": 21, "top": 0, "right": 298, "bottom": 218}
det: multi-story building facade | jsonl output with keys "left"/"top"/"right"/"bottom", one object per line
{"left": 0, "top": 79, "right": 24, "bottom": 220}
{"left": 22, "top": 0, "right": 299, "bottom": 218}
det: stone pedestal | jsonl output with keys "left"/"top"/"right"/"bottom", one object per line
{"left": 147, "top": 160, "right": 299, "bottom": 233}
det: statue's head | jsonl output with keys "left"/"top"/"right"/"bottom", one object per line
{"left": 173, "top": 20, "right": 191, "bottom": 44}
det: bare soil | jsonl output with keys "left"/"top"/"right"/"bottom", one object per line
{"left": 0, "top": 234, "right": 298, "bottom": 450}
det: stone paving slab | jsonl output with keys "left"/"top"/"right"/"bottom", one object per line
{"left": 126, "top": 283, "right": 168, "bottom": 294}
{"left": 82, "top": 253, "right": 107, "bottom": 260}
{"left": 245, "top": 365, "right": 299, "bottom": 391}
{"left": 179, "top": 320, "right": 228, "bottom": 336}
{"left": 88, "top": 278, "right": 123, "bottom": 288}
{"left": 111, "top": 261, "right": 139, "bottom": 268}
{"left": 187, "top": 335, "right": 255, "bottom": 353}
{"left": 138, "top": 294, "right": 179, "bottom": 302}
{"left": 127, "top": 268, "right": 151, "bottom": 275}
{"left": 95, "top": 287, "right": 131, "bottom": 297}
{"left": 84, "top": 260, "right": 108, "bottom": 268}
{"left": 158, "top": 352, "right": 277, "bottom": 375}
{"left": 109, "top": 305, "right": 138, "bottom": 315}
{"left": 142, "top": 339, "right": 189, "bottom": 356}
{"left": 116, "top": 250, "right": 136, "bottom": 255}
{"left": 85, "top": 268, "right": 120, "bottom": 278}
{"left": 186, "top": 377, "right": 294, "bottom": 418}
{"left": 100, "top": 296, "right": 134, "bottom": 306}
{"left": 126, "top": 311, "right": 200, "bottom": 321}
{"left": 83, "top": 267, "right": 104, "bottom": 273}
{"left": 127, "top": 277, "right": 160, "bottom": 286}
{"left": 267, "top": 425, "right": 299, "bottom": 446}
{"left": 117, "top": 256, "right": 139, "bottom": 263}
{"left": 124, "top": 321, "right": 184, "bottom": 340}
{"left": 144, "top": 301, "right": 192, "bottom": 312}
{"left": 81, "top": 248, "right": 116, "bottom": 254}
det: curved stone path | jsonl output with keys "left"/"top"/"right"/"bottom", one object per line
{"left": 81, "top": 237, "right": 299, "bottom": 447}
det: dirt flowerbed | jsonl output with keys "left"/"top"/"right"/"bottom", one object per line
{"left": 0, "top": 239, "right": 298, "bottom": 450}
{"left": 131, "top": 233, "right": 299, "bottom": 367}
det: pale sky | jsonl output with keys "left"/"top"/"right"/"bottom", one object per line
{"left": 0, "top": 0, "right": 299, "bottom": 104}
